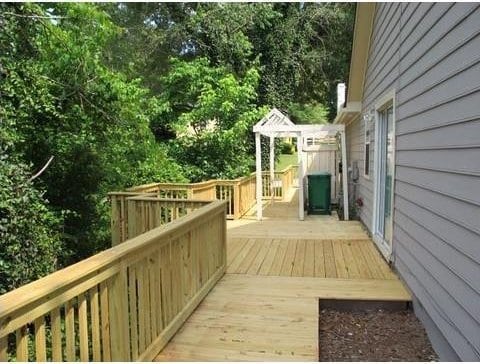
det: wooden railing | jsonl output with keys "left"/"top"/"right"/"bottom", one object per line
{"left": 261, "top": 165, "right": 297, "bottom": 200}
{"left": 125, "top": 164, "right": 298, "bottom": 221}
{"left": 109, "top": 192, "right": 212, "bottom": 246}
{"left": 0, "top": 201, "right": 227, "bottom": 362}
{"left": 284, "top": 164, "right": 298, "bottom": 190}
{"left": 261, "top": 171, "right": 284, "bottom": 199}
{"left": 234, "top": 174, "right": 256, "bottom": 219}
{"left": 125, "top": 180, "right": 247, "bottom": 220}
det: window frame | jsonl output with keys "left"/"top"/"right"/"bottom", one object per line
{"left": 372, "top": 89, "right": 396, "bottom": 260}
{"left": 363, "top": 115, "right": 372, "bottom": 179}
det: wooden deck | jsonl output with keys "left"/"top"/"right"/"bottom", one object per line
{"left": 226, "top": 238, "right": 397, "bottom": 280}
{"left": 156, "top": 189, "right": 411, "bottom": 361}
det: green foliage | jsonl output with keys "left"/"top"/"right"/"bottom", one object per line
{"left": 0, "top": 2, "right": 356, "bottom": 291}
{"left": 184, "top": 4, "right": 280, "bottom": 76}
{"left": 102, "top": 3, "right": 355, "bottom": 118}
{"left": 250, "top": 3, "right": 355, "bottom": 114}
{"left": 280, "top": 142, "right": 295, "bottom": 155}
{"left": 100, "top": 3, "right": 194, "bottom": 91}
{"left": 0, "top": 3, "right": 185, "bottom": 271}
{"left": 288, "top": 102, "right": 329, "bottom": 124}
{"left": 0, "top": 144, "right": 64, "bottom": 294}
{"left": 158, "top": 58, "right": 267, "bottom": 181}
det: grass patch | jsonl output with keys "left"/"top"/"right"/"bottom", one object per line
{"left": 276, "top": 153, "right": 298, "bottom": 170}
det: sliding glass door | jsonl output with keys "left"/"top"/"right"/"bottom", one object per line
{"left": 375, "top": 105, "right": 394, "bottom": 253}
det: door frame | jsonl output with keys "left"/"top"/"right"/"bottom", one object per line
{"left": 372, "top": 89, "right": 396, "bottom": 260}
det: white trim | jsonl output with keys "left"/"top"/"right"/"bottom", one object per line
{"left": 340, "top": 131, "right": 349, "bottom": 220}
{"left": 255, "top": 132, "right": 262, "bottom": 220}
{"left": 375, "top": 89, "right": 395, "bottom": 111}
{"left": 297, "top": 136, "right": 305, "bottom": 221}
{"left": 333, "top": 102, "right": 362, "bottom": 125}
{"left": 363, "top": 116, "right": 371, "bottom": 180}
{"left": 254, "top": 108, "right": 349, "bottom": 221}
{"left": 372, "top": 89, "right": 396, "bottom": 260}
{"left": 269, "top": 136, "right": 275, "bottom": 201}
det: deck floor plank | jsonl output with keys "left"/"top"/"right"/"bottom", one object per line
{"left": 247, "top": 239, "right": 272, "bottom": 275}
{"left": 267, "top": 239, "right": 288, "bottom": 276}
{"left": 358, "top": 240, "right": 385, "bottom": 279}
{"left": 350, "top": 241, "right": 374, "bottom": 279}
{"left": 258, "top": 239, "right": 281, "bottom": 275}
{"left": 332, "top": 241, "right": 349, "bottom": 278}
{"left": 314, "top": 240, "right": 326, "bottom": 278}
{"left": 226, "top": 237, "right": 398, "bottom": 282}
{"left": 323, "top": 240, "right": 337, "bottom": 278}
{"left": 227, "top": 238, "right": 248, "bottom": 268}
{"left": 155, "top": 275, "right": 410, "bottom": 362}
{"left": 280, "top": 239, "right": 297, "bottom": 276}
{"left": 364, "top": 241, "right": 397, "bottom": 279}
{"left": 304, "top": 240, "right": 315, "bottom": 277}
{"left": 341, "top": 241, "right": 361, "bottom": 279}
{"left": 237, "top": 240, "right": 264, "bottom": 274}
{"left": 156, "top": 189, "right": 411, "bottom": 361}
{"left": 292, "top": 239, "right": 306, "bottom": 277}
{"left": 228, "top": 239, "right": 255, "bottom": 273}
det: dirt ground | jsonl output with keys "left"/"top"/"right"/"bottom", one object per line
{"left": 319, "top": 308, "right": 439, "bottom": 362}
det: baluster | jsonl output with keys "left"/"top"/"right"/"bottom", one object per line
{"left": 51, "top": 307, "right": 63, "bottom": 361}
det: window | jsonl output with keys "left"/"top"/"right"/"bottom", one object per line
{"left": 364, "top": 118, "right": 371, "bottom": 177}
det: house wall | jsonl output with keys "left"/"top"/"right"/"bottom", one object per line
{"left": 345, "top": 116, "right": 374, "bottom": 226}
{"left": 346, "top": 2, "right": 480, "bottom": 360}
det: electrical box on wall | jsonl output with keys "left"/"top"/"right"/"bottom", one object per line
{"left": 351, "top": 161, "right": 359, "bottom": 182}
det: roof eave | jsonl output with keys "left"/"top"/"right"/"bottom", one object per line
{"left": 345, "top": 3, "right": 376, "bottom": 104}
{"left": 334, "top": 102, "right": 362, "bottom": 125}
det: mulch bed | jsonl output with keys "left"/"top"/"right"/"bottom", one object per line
{"left": 319, "top": 308, "right": 439, "bottom": 361}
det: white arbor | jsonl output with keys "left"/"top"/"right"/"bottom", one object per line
{"left": 253, "top": 108, "right": 349, "bottom": 221}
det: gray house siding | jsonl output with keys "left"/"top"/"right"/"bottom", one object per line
{"left": 346, "top": 2, "right": 480, "bottom": 360}
{"left": 345, "top": 117, "right": 374, "bottom": 229}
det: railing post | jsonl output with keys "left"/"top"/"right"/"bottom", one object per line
{"left": 108, "top": 266, "right": 131, "bottom": 361}
{"left": 234, "top": 182, "right": 241, "bottom": 219}
{"left": 211, "top": 183, "right": 217, "bottom": 200}
{"left": 110, "top": 194, "right": 121, "bottom": 246}
{"left": 127, "top": 199, "right": 137, "bottom": 240}
{"left": 282, "top": 171, "right": 288, "bottom": 201}
{"left": 221, "top": 202, "right": 228, "bottom": 270}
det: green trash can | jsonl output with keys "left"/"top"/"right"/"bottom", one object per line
{"left": 307, "top": 172, "right": 331, "bottom": 215}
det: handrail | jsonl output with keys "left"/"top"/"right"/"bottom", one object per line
{"left": 109, "top": 192, "right": 213, "bottom": 246}
{"left": 119, "top": 164, "right": 298, "bottom": 224}
{"left": 0, "top": 200, "right": 227, "bottom": 361}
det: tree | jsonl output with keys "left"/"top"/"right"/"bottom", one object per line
{"left": 288, "top": 102, "right": 328, "bottom": 124}
{"left": 0, "top": 3, "right": 185, "bottom": 265}
{"left": 157, "top": 58, "right": 268, "bottom": 181}
{"left": 0, "top": 116, "right": 64, "bottom": 293}
{"left": 250, "top": 3, "right": 355, "bottom": 116}
{"left": 0, "top": 2, "right": 356, "bottom": 290}
{"left": 100, "top": 2, "right": 195, "bottom": 91}
{"left": 102, "top": 3, "right": 355, "bottom": 119}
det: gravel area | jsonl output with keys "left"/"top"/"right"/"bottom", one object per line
{"left": 319, "top": 308, "right": 438, "bottom": 362}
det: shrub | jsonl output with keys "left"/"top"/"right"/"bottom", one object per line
{"left": 0, "top": 149, "right": 64, "bottom": 294}
{"left": 280, "top": 141, "right": 295, "bottom": 154}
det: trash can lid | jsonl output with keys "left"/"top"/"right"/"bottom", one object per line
{"left": 307, "top": 172, "right": 331, "bottom": 176}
